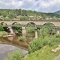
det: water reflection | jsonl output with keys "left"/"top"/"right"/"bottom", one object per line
{"left": 0, "top": 35, "right": 28, "bottom": 49}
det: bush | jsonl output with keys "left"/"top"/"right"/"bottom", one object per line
{"left": 29, "top": 38, "right": 44, "bottom": 53}
{"left": 40, "top": 27, "right": 49, "bottom": 38}
{"left": 12, "top": 24, "right": 22, "bottom": 36}
{"left": 39, "top": 23, "right": 56, "bottom": 38}
{"left": 55, "top": 34, "right": 60, "bottom": 38}
{"left": 26, "top": 27, "right": 35, "bottom": 38}
{"left": 20, "top": 16, "right": 29, "bottom": 20}
{"left": 48, "top": 38, "right": 60, "bottom": 46}
{"left": 0, "top": 25, "right": 4, "bottom": 31}
{"left": 5, "top": 50, "right": 24, "bottom": 60}
{"left": 18, "top": 36, "right": 26, "bottom": 42}
{"left": 29, "top": 36, "right": 60, "bottom": 53}
{"left": 0, "top": 31, "right": 7, "bottom": 36}
{"left": 24, "top": 46, "right": 60, "bottom": 60}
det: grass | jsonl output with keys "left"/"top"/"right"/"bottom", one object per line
{"left": 23, "top": 45, "right": 60, "bottom": 60}
{"left": 0, "top": 31, "right": 7, "bottom": 36}
{"left": 5, "top": 50, "right": 24, "bottom": 60}
{"left": 0, "top": 31, "right": 8, "bottom": 41}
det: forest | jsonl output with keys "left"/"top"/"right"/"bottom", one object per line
{"left": 0, "top": 9, "right": 60, "bottom": 20}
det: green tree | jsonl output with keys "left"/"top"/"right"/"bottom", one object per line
{"left": 40, "top": 26, "right": 49, "bottom": 39}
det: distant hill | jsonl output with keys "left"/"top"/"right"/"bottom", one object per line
{"left": 0, "top": 9, "right": 60, "bottom": 20}
{"left": 54, "top": 10, "right": 60, "bottom": 15}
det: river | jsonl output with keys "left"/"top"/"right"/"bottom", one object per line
{"left": 0, "top": 44, "right": 28, "bottom": 60}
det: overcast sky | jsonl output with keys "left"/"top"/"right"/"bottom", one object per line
{"left": 0, "top": 0, "right": 60, "bottom": 13}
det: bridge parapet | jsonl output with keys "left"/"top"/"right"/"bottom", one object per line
{"left": 0, "top": 20, "right": 60, "bottom": 26}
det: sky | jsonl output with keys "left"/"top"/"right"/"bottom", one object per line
{"left": 0, "top": 0, "right": 60, "bottom": 13}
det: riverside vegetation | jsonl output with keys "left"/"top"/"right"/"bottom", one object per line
{"left": 4, "top": 23, "right": 60, "bottom": 60}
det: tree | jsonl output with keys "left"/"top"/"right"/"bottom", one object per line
{"left": 40, "top": 26, "right": 49, "bottom": 39}
{"left": 7, "top": 12, "right": 14, "bottom": 19}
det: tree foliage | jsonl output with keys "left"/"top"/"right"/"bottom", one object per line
{"left": 0, "top": 9, "right": 60, "bottom": 20}
{"left": 12, "top": 22, "right": 22, "bottom": 35}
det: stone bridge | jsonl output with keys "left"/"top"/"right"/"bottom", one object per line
{"left": 0, "top": 20, "right": 60, "bottom": 38}
{"left": 0, "top": 20, "right": 60, "bottom": 26}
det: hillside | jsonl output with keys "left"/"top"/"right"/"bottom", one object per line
{"left": 54, "top": 10, "right": 60, "bottom": 15}
{"left": 0, "top": 9, "right": 60, "bottom": 20}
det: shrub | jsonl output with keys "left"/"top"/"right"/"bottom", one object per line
{"left": 26, "top": 27, "right": 35, "bottom": 38}
{"left": 20, "top": 16, "right": 29, "bottom": 20}
{"left": 29, "top": 36, "right": 60, "bottom": 53}
{"left": 55, "top": 34, "right": 60, "bottom": 38}
{"left": 5, "top": 50, "right": 24, "bottom": 60}
{"left": 48, "top": 37, "right": 60, "bottom": 46}
{"left": 18, "top": 36, "right": 26, "bottom": 42}
{"left": 0, "top": 25, "right": 4, "bottom": 31}
{"left": 40, "top": 27, "right": 49, "bottom": 38}
{"left": 39, "top": 23, "right": 56, "bottom": 38}
{"left": 0, "top": 31, "right": 7, "bottom": 36}
{"left": 24, "top": 46, "right": 60, "bottom": 60}
{"left": 12, "top": 24, "right": 22, "bottom": 36}
{"left": 29, "top": 38, "right": 44, "bottom": 53}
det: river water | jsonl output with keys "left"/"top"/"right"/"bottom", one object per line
{"left": 0, "top": 35, "right": 29, "bottom": 60}
{"left": 55, "top": 55, "right": 60, "bottom": 60}
{"left": 0, "top": 44, "right": 28, "bottom": 60}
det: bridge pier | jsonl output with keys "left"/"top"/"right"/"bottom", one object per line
{"left": 35, "top": 31, "right": 38, "bottom": 38}
{"left": 57, "top": 30, "right": 60, "bottom": 34}
{"left": 22, "top": 27, "right": 26, "bottom": 37}
{"left": 35, "top": 28, "right": 38, "bottom": 38}
{"left": 8, "top": 27, "right": 14, "bottom": 34}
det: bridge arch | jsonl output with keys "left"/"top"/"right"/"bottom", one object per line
{"left": 43, "top": 23, "right": 55, "bottom": 27}
{"left": 26, "top": 22, "right": 36, "bottom": 27}
{"left": 12, "top": 22, "right": 22, "bottom": 36}
{"left": 0, "top": 22, "right": 10, "bottom": 32}
{"left": 26, "top": 22, "right": 37, "bottom": 39}
{"left": 40, "top": 22, "right": 56, "bottom": 35}
{"left": 12, "top": 22, "right": 21, "bottom": 25}
{"left": 0, "top": 22, "right": 7, "bottom": 26}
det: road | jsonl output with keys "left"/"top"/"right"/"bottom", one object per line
{"left": 0, "top": 44, "right": 28, "bottom": 60}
